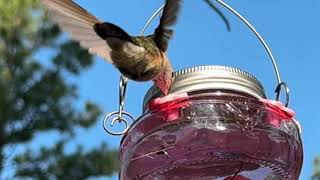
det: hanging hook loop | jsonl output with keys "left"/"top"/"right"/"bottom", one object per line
{"left": 103, "top": 111, "right": 134, "bottom": 136}
{"left": 275, "top": 82, "right": 290, "bottom": 107}
{"left": 103, "top": 76, "right": 133, "bottom": 136}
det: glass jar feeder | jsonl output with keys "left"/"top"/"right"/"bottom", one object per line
{"left": 118, "top": 66, "right": 303, "bottom": 180}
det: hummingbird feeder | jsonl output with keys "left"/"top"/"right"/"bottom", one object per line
{"left": 103, "top": 0, "right": 303, "bottom": 179}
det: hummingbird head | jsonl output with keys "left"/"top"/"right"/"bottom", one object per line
{"left": 152, "top": 60, "right": 173, "bottom": 96}
{"left": 153, "top": 71, "right": 173, "bottom": 96}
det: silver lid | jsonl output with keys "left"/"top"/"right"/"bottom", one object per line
{"left": 143, "top": 66, "right": 266, "bottom": 109}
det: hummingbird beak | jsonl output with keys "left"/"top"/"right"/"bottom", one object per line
{"left": 152, "top": 70, "right": 173, "bottom": 96}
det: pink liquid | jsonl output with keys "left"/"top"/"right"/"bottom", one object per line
{"left": 120, "top": 91, "right": 303, "bottom": 180}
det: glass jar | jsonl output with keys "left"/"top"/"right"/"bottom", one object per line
{"left": 119, "top": 66, "right": 303, "bottom": 180}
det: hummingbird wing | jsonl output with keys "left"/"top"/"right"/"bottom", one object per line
{"left": 41, "top": 0, "right": 113, "bottom": 63}
{"left": 153, "top": 0, "right": 182, "bottom": 52}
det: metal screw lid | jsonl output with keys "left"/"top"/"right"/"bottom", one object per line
{"left": 143, "top": 65, "right": 266, "bottom": 109}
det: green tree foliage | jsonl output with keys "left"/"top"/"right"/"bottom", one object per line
{"left": 313, "top": 156, "right": 320, "bottom": 180}
{"left": 0, "top": 0, "right": 118, "bottom": 178}
{"left": 14, "top": 142, "right": 119, "bottom": 179}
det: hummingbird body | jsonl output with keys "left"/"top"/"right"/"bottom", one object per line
{"left": 41, "top": 0, "right": 181, "bottom": 95}
{"left": 112, "top": 41, "right": 172, "bottom": 95}
{"left": 110, "top": 38, "right": 169, "bottom": 82}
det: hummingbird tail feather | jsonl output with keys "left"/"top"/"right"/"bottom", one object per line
{"left": 94, "top": 23, "right": 133, "bottom": 42}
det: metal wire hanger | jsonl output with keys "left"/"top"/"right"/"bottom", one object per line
{"left": 104, "top": 0, "right": 291, "bottom": 136}
{"left": 215, "top": 0, "right": 290, "bottom": 107}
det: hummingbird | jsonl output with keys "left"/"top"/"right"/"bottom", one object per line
{"left": 40, "top": 0, "right": 181, "bottom": 95}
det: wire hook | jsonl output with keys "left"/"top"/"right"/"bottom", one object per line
{"left": 275, "top": 82, "right": 290, "bottom": 107}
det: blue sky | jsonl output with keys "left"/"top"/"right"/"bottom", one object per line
{"left": 7, "top": 0, "right": 319, "bottom": 179}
